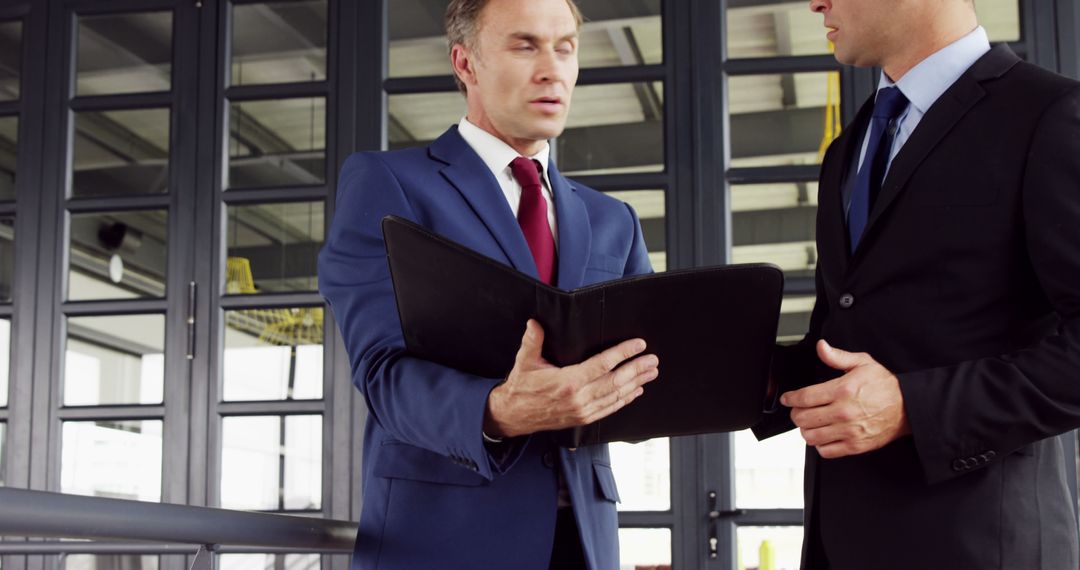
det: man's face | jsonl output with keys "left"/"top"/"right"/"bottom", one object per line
{"left": 456, "top": 0, "right": 580, "bottom": 149}
{"left": 809, "top": 0, "right": 901, "bottom": 68}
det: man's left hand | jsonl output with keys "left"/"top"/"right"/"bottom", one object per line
{"left": 781, "top": 340, "right": 910, "bottom": 459}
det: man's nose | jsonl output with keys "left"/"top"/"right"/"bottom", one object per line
{"left": 809, "top": 0, "right": 830, "bottom": 13}
{"left": 534, "top": 49, "right": 566, "bottom": 83}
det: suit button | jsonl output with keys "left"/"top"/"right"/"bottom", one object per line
{"left": 951, "top": 459, "right": 967, "bottom": 472}
{"left": 838, "top": 293, "right": 855, "bottom": 309}
{"left": 542, "top": 452, "right": 555, "bottom": 468}
{"left": 986, "top": 450, "right": 996, "bottom": 460}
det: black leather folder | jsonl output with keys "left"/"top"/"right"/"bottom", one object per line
{"left": 382, "top": 215, "right": 784, "bottom": 446}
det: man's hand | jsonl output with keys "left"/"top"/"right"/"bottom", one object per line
{"left": 484, "top": 319, "right": 660, "bottom": 438}
{"left": 781, "top": 340, "right": 909, "bottom": 459}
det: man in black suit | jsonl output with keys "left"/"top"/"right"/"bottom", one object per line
{"left": 754, "top": 0, "right": 1080, "bottom": 567}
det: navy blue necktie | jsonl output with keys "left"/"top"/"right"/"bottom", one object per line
{"left": 848, "top": 86, "right": 909, "bottom": 253}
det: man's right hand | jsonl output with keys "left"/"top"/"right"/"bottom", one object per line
{"left": 483, "top": 319, "right": 660, "bottom": 439}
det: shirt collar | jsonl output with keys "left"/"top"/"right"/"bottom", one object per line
{"left": 457, "top": 117, "right": 551, "bottom": 180}
{"left": 877, "top": 26, "right": 991, "bottom": 115}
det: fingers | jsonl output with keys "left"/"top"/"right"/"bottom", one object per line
{"left": 585, "top": 385, "right": 646, "bottom": 425}
{"left": 780, "top": 377, "right": 842, "bottom": 409}
{"left": 799, "top": 424, "right": 849, "bottom": 448}
{"left": 551, "top": 354, "right": 657, "bottom": 427}
{"left": 815, "top": 441, "right": 858, "bottom": 459}
{"left": 789, "top": 403, "right": 843, "bottom": 430}
{"left": 816, "top": 340, "right": 868, "bottom": 372}
{"left": 513, "top": 319, "right": 546, "bottom": 370}
{"left": 579, "top": 338, "right": 648, "bottom": 379}
{"left": 589, "top": 351, "right": 658, "bottom": 392}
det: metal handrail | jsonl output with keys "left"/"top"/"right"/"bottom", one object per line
{"left": 0, "top": 487, "right": 357, "bottom": 555}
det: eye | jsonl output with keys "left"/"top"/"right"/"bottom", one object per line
{"left": 513, "top": 44, "right": 536, "bottom": 52}
{"left": 556, "top": 42, "right": 575, "bottom": 54}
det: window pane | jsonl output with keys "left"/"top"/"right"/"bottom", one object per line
{"left": 232, "top": 1, "right": 327, "bottom": 86}
{"left": 605, "top": 190, "right": 665, "bottom": 272}
{"left": 778, "top": 295, "right": 813, "bottom": 343}
{"left": 76, "top": 12, "right": 172, "bottom": 96}
{"left": 219, "top": 554, "right": 320, "bottom": 570}
{"left": 61, "top": 419, "right": 163, "bottom": 501}
{"left": 0, "top": 318, "right": 8, "bottom": 408}
{"left": 0, "top": 217, "right": 12, "bottom": 301}
{"left": 737, "top": 526, "right": 804, "bottom": 570}
{"left": 225, "top": 202, "right": 324, "bottom": 294}
{"left": 388, "top": 0, "right": 661, "bottom": 78}
{"left": 618, "top": 528, "right": 671, "bottom": 570}
{"left": 228, "top": 98, "right": 326, "bottom": 188}
{"left": 729, "top": 72, "right": 840, "bottom": 168}
{"left": 559, "top": 82, "right": 663, "bottom": 176}
{"left": 386, "top": 0, "right": 450, "bottom": 79}
{"left": 976, "top": 0, "right": 1021, "bottom": 43}
{"left": 0, "top": 20, "right": 22, "bottom": 101}
{"left": 65, "top": 314, "right": 165, "bottom": 406}
{"left": 69, "top": 210, "right": 168, "bottom": 301}
{"left": 66, "top": 556, "right": 159, "bottom": 570}
{"left": 223, "top": 307, "right": 324, "bottom": 401}
{"left": 0, "top": 115, "right": 17, "bottom": 201}
{"left": 727, "top": 1, "right": 832, "bottom": 59}
{"left": 731, "top": 182, "right": 818, "bottom": 282}
{"left": 0, "top": 421, "right": 6, "bottom": 486}
{"left": 576, "top": 0, "right": 662, "bottom": 68}
{"left": 726, "top": 0, "right": 1019, "bottom": 59}
{"left": 611, "top": 438, "right": 669, "bottom": 511}
{"left": 221, "top": 415, "right": 321, "bottom": 511}
{"left": 735, "top": 429, "right": 806, "bottom": 509}
{"left": 387, "top": 91, "right": 463, "bottom": 150}
{"left": 72, "top": 109, "right": 171, "bottom": 198}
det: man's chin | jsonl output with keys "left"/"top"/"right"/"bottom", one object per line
{"left": 524, "top": 121, "right": 568, "bottom": 142}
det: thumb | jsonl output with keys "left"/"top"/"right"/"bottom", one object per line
{"left": 514, "top": 319, "right": 545, "bottom": 368}
{"left": 816, "top": 339, "right": 865, "bottom": 372}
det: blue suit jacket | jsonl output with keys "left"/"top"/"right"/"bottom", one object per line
{"left": 318, "top": 127, "right": 652, "bottom": 570}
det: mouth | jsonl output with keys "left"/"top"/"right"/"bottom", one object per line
{"left": 825, "top": 26, "right": 838, "bottom": 41}
{"left": 530, "top": 97, "right": 564, "bottom": 113}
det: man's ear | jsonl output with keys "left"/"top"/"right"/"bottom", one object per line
{"left": 451, "top": 43, "right": 478, "bottom": 88}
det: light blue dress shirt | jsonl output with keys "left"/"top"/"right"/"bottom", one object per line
{"left": 856, "top": 26, "right": 992, "bottom": 178}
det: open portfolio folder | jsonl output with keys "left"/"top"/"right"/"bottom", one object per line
{"left": 382, "top": 216, "right": 784, "bottom": 447}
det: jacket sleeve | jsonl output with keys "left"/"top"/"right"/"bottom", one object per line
{"left": 899, "top": 85, "right": 1080, "bottom": 485}
{"left": 318, "top": 152, "right": 527, "bottom": 480}
{"left": 752, "top": 264, "right": 835, "bottom": 440}
{"left": 752, "top": 136, "right": 844, "bottom": 441}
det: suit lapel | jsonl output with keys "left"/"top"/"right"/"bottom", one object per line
{"left": 548, "top": 161, "right": 590, "bottom": 290}
{"left": 823, "top": 100, "right": 873, "bottom": 274}
{"left": 429, "top": 127, "right": 539, "bottom": 277}
{"left": 854, "top": 45, "right": 1020, "bottom": 262}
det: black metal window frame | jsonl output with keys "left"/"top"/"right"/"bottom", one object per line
{"left": 0, "top": 0, "right": 47, "bottom": 491}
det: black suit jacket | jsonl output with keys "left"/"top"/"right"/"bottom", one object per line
{"left": 756, "top": 44, "right": 1080, "bottom": 569}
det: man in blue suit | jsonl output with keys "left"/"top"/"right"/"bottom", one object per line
{"left": 318, "top": 0, "right": 660, "bottom": 568}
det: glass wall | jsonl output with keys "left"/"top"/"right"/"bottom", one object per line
{"left": 0, "top": 15, "right": 21, "bottom": 493}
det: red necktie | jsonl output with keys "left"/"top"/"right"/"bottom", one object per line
{"left": 509, "top": 157, "right": 557, "bottom": 285}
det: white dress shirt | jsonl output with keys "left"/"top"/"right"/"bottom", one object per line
{"left": 457, "top": 117, "right": 559, "bottom": 250}
{"left": 458, "top": 118, "right": 572, "bottom": 507}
